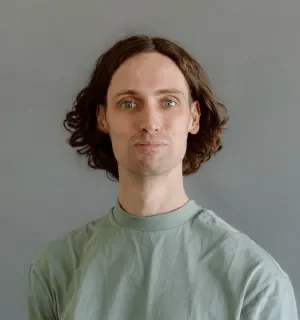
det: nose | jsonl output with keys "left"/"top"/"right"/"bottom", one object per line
{"left": 139, "top": 106, "right": 161, "bottom": 134}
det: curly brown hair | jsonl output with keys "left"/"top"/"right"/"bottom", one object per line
{"left": 63, "top": 35, "right": 228, "bottom": 181}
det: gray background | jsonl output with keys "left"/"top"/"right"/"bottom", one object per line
{"left": 1, "top": 0, "right": 299, "bottom": 318}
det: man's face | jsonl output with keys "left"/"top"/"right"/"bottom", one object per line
{"left": 97, "top": 52, "right": 200, "bottom": 178}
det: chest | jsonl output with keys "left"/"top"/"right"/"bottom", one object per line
{"left": 59, "top": 241, "right": 240, "bottom": 320}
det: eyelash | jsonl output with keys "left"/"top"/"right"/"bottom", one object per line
{"left": 120, "top": 99, "right": 178, "bottom": 109}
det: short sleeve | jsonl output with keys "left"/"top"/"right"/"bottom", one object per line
{"left": 27, "top": 264, "right": 57, "bottom": 320}
{"left": 241, "top": 276, "right": 299, "bottom": 320}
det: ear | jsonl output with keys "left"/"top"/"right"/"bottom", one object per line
{"left": 96, "top": 105, "right": 109, "bottom": 134}
{"left": 188, "top": 100, "right": 200, "bottom": 135}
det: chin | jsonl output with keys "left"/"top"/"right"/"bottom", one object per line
{"left": 131, "top": 161, "right": 179, "bottom": 177}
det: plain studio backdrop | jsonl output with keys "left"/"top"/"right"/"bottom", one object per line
{"left": 0, "top": 0, "right": 299, "bottom": 318}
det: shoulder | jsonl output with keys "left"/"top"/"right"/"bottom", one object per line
{"left": 29, "top": 214, "right": 109, "bottom": 276}
{"left": 194, "top": 207, "right": 293, "bottom": 306}
{"left": 193, "top": 207, "right": 289, "bottom": 278}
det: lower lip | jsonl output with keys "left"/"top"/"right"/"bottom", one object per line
{"left": 135, "top": 144, "right": 165, "bottom": 150}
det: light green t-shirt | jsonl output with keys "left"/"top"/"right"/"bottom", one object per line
{"left": 27, "top": 199, "right": 298, "bottom": 320}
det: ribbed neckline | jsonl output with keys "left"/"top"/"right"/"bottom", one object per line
{"left": 111, "top": 199, "right": 203, "bottom": 231}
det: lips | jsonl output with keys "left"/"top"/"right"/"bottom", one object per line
{"left": 135, "top": 141, "right": 167, "bottom": 146}
{"left": 134, "top": 141, "right": 167, "bottom": 151}
{"left": 136, "top": 143, "right": 164, "bottom": 146}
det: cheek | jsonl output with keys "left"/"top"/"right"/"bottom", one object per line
{"left": 168, "top": 115, "right": 190, "bottom": 134}
{"left": 168, "top": 116, "right": 190, "bottom": 148}
{"left": 107, "top": 111, "right": 132, "bottom": 134}
{"left": 107, "top": 117, "right": 133, "bottom": 152}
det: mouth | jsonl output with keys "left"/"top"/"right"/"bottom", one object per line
{"left": 134, "top": 143, "right": 166, "bottom": 150}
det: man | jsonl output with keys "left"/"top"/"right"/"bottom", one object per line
{"left": 28, "top": 35, "right": 298, "bottom": 319}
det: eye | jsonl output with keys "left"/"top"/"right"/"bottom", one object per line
{"left": 163, "top": 100, "right": 177, "bottom": 107}
{"left": 121, "top": 101, "right": 137, "bottom": 109}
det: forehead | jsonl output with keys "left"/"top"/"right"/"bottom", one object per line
{"left": 107, "top": 52, "right": 190, "bottom": 98}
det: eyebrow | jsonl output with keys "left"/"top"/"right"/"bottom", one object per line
{"left": 113, "top": 88, "right": 185, "bottom": 99}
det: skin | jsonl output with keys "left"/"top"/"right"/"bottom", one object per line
{"left": 97, "top": 52, "right": 200, "bottom": 217}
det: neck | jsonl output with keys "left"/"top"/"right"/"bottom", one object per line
{"left": 117, "top": 166, "right": 189, "bottom": 217}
